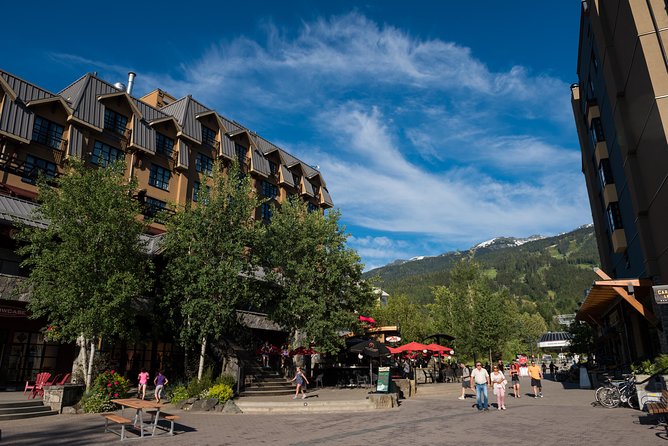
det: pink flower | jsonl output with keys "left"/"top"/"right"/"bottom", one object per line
{"left": 107, "top": 383, "right": 112, "bottom": 387}
{"left": 114, "top": 393, "right": 119, "bottom": 397}
{"left": 114, "top": 381, "right": 118, "bottom": 385}
{"left": 110, "top": 370, "right": 115, "bottom": 375}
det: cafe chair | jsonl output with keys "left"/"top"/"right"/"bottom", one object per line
{"left": 314, "top": 374, "right": 324, "bottom": 389}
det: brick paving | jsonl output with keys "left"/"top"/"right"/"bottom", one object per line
{"left": 2, "top": 378, "right": 667, "bottom": 445}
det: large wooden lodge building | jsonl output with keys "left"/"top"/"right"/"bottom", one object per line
{"left": 0, "top": 68, "right": 333, "bottom": 387}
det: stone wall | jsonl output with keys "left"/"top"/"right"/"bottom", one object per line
{"left": 42, "top": 384, "right": 85, "bottom": 413}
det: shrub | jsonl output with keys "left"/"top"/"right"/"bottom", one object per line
{"left": 92, "top": 370, "right": 131, "bottom": 399}
{"left": 168, "top": 385, "right": 189, "bottom": 404}
{"left": 82, "top": 391, "right": 116, "bottom": 413}
{"left": 215, "top": 373, "right": 236, "bottom": 389}
{"left": 186, "top": 367, "right": 214, "bottom": 398}
{"left": 208, "top": 383, "right": 233, "bottom": 404}
{"left": 81, "top": 370, "right": 131, "bottom": 413}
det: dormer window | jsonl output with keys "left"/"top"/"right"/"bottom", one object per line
{"left": 156, "top": 132, "right": 175, "bottom": 157}
{"left": 292, "top": 173, "right": 302, "bottom": 189}
{"left": 104, "top": 109, "right": 128, "bottom": 135}
{"left": 269, "top": 161, "right": 278, "bottom": 176}
{"left": 201, "top": 126, "right": 217, "bottom": 148}
{"left": 32, "top": 116, "right": 64, "bottom": 150}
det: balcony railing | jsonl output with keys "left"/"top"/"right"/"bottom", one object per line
{"left": 32, "top": 129, "right": 67, "bottom": 152}
{"left": 103, "top": 127, "right": 132, "bottom": 150}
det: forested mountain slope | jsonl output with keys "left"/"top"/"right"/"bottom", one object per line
{"left": 363, "top": 225, "right": 600, "bottom": 324}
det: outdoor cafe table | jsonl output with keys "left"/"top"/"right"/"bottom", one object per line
{"left": 111, "top": 398, "right": 164, "bottom": 438}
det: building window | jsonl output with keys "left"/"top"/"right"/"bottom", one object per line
{"left": 292, "top": 173, "right": 302, "bottom": 190}
{"left": 32, "top": 116, "right": 64, "bottom": 150}
{"left": 91, "top": 141, "right": 122, "bottom": 167}
{"left": 143, "top": 196, "right": 167, "bottom": 218}
{"left": 149, "top": 164, "right": 170, "bottom": 191}
{"left": 269, "top": 161, "right": 278, "bottom": 176}
{"left": 156, "top": 132, "right": 174, "bottom": 157}
{"left": 201, "top": 126, "right": 217, "bottom": 147}
{"left": 235, "top": 144, "right": 247, "bottom": 167}
{"left": 262, "top": 180, "right": 278, "bottom": 199}
{"left": 606, "top": 202, "right": 623, "bottom": 232}
{"left": 307, "top": 202, "right": 318, "bottom": 213}
{"left": 22, "top": 155, "right": 57, "bottom": 184}
{"left": 590, "top": 117, "right": 605, "bottom": 146}
{"left": 598, "top": 158, "right": 614, "bottom": 189}
{"left": 104, "top": 109, "right": 128, "bottom": 135}
{"left": 192, "top": 181, "right": 210, "bottom": 203}
{"left": 195, "top": 153, "right": 213, "bottom": 176}
{"left": 261, "top": 202, "right": 272, "bottom": 222}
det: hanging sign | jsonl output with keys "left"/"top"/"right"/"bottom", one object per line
{"left": 653, "top": 285, "right": 668, "bottom": 304}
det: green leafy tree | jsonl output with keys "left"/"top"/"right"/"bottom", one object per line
{"left": 430, "top": 260, "right": 515, "bottom": 362}
{"left": 160, "top": 162, "right": 263, "bottom": 379}
{"left": 567, "top": 320, "right": 594, "bottom": 356}
{"left": 263, "top": 198, "right": 375, "bottom": 354}
{"left": 17, "top": 159, "right": 152, "bottom": 387}
{"left": 370, "top": 294, "right": 434, "bottom": 343}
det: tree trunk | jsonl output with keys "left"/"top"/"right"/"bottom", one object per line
{"left": 86, "top": 339, "right": 96, "bottom": 388}
{"left": 197, "top": 335, "right": 207, "bottom": 380}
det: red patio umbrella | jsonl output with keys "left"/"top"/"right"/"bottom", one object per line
{"left": 425, "top": 343, "right": 454, "bottom": 355}
{"left": 395, "top": 341, "right": 429, "bottom": 352}
{"left": 387, "top": 346, "right": 401, "bottom": 354}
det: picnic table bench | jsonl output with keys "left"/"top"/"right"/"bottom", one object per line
{"left": 145, "top": 409, "right": 181, "bottom": 435}
{"left": 647, "top": 390, "right": 668, "bottom": 413}
{"left": 101, "top": 413, "right": 134, "bottom": 441}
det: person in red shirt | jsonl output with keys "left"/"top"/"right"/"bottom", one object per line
{"left": 509, "top": 361, "right": 521, "bottom": 398}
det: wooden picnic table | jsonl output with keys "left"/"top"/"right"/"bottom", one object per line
{"left": 110, "top": 398, "right": 165, "bottom": 439}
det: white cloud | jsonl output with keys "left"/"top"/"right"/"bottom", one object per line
{"left": 49, "top": 11, "right": 590, "bottom": 265}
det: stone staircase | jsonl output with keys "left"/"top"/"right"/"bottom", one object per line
{"left": 239, "top": 366, "right": 295, "bottom": 397}
{"left": 0, "top": 399, "right": 58, "bottom": 421}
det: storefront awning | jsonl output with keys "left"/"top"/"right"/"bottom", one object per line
{"left": 576, "top": 268, "right": 658, "bottom": 326}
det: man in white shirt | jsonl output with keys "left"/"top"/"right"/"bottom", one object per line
{"left": 470, "top": 362, "right": 491, "bottom": 411}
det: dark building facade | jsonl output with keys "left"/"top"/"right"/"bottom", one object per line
{"left": 572, "top": 0, "right": 668, "bottom": 365}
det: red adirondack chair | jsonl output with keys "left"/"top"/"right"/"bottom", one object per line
{"left": 56, "top": 373, "right": 71, "bottom": 385}
{"left": 29, "top": 372, "right": 52, "bottom": 399}
{"left": 24, "top": 372, "right": 50, "bottom": 396}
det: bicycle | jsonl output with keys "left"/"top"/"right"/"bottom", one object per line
{"left": 595, "top": 374, "right": 638, "bottom": 409}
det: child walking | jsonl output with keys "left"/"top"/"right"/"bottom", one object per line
{"left": 291, "top": 366, "right": 309, "bottom": 399}
{"left": 154, "top": 370, "right": 168, "bottom": 403}
{"left": 137, "top": 368, "right": 149, "bottom": 400}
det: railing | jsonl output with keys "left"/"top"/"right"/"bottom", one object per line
{"left": 0, "top": 152, "right": 61, "bottom": 183}
{"left": 103, "top": 127, "right": 132, "bottom": 150}
{"left": 32, "top": 129, "right": 67, "bottom": 152}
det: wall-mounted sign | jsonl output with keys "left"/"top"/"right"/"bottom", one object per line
{"left": 386, "top": 336, "right": 401, "bottom": 343}
{"left": 653, "top": 285, "right": 668, "bottom": 304}
{"left": 0, "top": 305, "right": 28, "bottom": 318}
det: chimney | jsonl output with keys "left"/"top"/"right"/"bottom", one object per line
{"left": 126, "top": 72, "right": 136, "bottom": 95}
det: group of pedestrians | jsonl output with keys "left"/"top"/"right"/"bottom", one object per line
{"left": 459, "top": 359, "right": 544, "bottom": 411}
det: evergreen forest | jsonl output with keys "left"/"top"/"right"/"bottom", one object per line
{"left": 364, "top": 225, "right": 600, "bottom": 330}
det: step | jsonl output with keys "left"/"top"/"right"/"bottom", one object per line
{"left": 0, "top": 405, "right": 54, "bottom": 415}
{"left": 246, "top": 384, "right": 295, "bottom": 390}
{"left": 239, "top": 389, "right": 296, "bottom": 397}
{"left": 0, "top": 409, "right": 58, "bottom": 421}
{"left": 0, "top": 400, "right": 45, "bottom": 409}
{"left": 235, "top": 399, "right": 374, "bottom": 413}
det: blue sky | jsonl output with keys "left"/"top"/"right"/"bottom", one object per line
{"left": 2, "top": 1, "right": 589, "bottom": 270}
